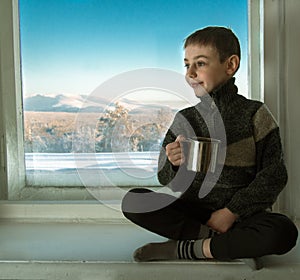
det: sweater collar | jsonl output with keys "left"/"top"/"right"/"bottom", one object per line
{"left": 197, "top": 77, "right": 238, "bottom": 109}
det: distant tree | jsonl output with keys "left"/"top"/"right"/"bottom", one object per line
{"left": 130, "top": 123, "right": 161, "bottom": 152}
{"left": 95, "top": 103, "right": 132, "bottom": 152}
{"left": 72, "top": 126, "right": 95, "bottom": 153}
{"left": 95, "top": 103, "right": 176, "bottom": 153}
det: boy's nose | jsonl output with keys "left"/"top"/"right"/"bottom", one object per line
{"left": 187, "top": 65, "right": 197, "bottom": 78}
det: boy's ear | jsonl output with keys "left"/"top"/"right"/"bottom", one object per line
{"left": 226, "top": 55, "right": 240, "bottom": 75}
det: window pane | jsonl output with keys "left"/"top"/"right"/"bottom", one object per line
{"left": 19, "top": 0, "right": 248, "bottom": 187}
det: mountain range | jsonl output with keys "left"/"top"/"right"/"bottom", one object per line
{"left": 23, "top": 94, "right": 186, "bottom": 113}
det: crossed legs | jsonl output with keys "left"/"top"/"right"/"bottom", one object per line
{"left": 122, "top": 188, "right": 298, "bottom": 262}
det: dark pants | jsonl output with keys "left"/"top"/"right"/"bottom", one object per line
{"left": 122, "top": 188, "right": 298, "bottom": 261}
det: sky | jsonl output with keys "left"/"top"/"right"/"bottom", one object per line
{"left": 19, "top": 0, "right": 248, "bottom": 98}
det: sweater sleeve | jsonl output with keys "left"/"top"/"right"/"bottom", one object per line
{"left": 157, "top": 111, "right": 192, "bottom": 191}
{"left": 157, "top": 125, "right": 178, "bottom": 186}
{"left": 226, "top": 105, "right": 288, "bottom": 218}
{"left": 157, "top": 112, "right": 183, "bottom": 185}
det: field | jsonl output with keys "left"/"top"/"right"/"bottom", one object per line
{"left": 23, "top": 108, "right": 174, "bottom": 153}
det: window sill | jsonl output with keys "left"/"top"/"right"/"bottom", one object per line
{"left": 0, "top": 200, "right": 126, "bottom": 222}
{"left": 0, "top": 185, "right": 172, "bottom": 221}
{"left": 0, "top": 219, "right": 299, "bottom": 280}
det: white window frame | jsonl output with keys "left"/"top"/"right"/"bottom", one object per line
{"left": 1, "top": 0, "right": 291, "bottom": 220}
{"left": 0, "top": 0, "right": 25, "bottom": 200}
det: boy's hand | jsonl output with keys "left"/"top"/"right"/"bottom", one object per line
{"left": 206, "top": 208, "right": 238, "bottom": 234}
{"left": 165, "top": 135, "right": 185, "bottom": 166}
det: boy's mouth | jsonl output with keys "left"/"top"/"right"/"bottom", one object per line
{"left": 190, "top": 82, "right": 203, "bottom": 88}
{"left": 185, "top": 77, "right": 208, "bottom": 97}
{"left": 189, "top": 79, "right": 204, "bottom": 89}
{"left": 185, "top": 76, "right": 203, "bottom": 88}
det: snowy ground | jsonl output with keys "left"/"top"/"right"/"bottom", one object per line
{"left": 25, "top": 152, "right": 161, "bottom": 187}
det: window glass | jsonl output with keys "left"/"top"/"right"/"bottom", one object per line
{"left": 19, "top": 0, "right": 248, "bottom": 187}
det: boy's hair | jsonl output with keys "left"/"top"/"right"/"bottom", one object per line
{"left": 184, "top": 26, "right": 241, "bottom": 64}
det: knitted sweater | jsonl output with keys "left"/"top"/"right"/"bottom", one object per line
{"left": 157, "top": 78, "right": 288, "bottom": 219}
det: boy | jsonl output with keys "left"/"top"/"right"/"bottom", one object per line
{"left": 121, "top": 26, "right": 298, "bottom": 266}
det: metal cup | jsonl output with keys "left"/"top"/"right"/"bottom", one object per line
{"left": 181, "top": 137, "right": 221, "bottom": 173}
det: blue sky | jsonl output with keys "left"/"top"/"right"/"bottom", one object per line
{"left": 19, "top": 0, "right": 248, "bottom": 96}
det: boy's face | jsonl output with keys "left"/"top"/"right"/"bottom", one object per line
{"left": 184, "top": 44, "right": 231, "bottom": 96}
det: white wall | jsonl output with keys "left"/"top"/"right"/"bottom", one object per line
{"left": 284, "top": 0, "right": 300, "bottom": 219}
{"left": 264, "top": 0, "right": 300, "bottom": 220}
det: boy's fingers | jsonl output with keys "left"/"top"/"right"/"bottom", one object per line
{"left": 166, "top": 145, "right": 180, "bottom": 158}
{"left": 165, "top": 135, "right": 186, "bottom": 166}
{"left": 175, "top": 135, "right": 186, "bottom": 142}
{"left": 166, "top": 142, "right": 179, "bottom": 153}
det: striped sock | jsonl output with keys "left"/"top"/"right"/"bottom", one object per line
{"left": 177, "top": 240, "right": 205, "bottom": 260}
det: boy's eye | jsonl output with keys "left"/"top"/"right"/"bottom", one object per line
{"left": 184, "top": 61, "right": 206, "bottom": 70}
{"left": 197, "top": 61, "right": 206, "bottom": 67}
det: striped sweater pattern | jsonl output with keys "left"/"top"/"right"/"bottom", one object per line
{"left": 157, "top": 78, "right": 287, "bottom": 219}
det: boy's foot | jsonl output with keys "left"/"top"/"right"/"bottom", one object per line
{"left": 133, "top": 240, "right": 178, "bottom": 262}
{"left": 133, "top": 239, "right": 207, "bottom": 262}
{"left": 242, "top": 257, "right": 264, "bottom": 270}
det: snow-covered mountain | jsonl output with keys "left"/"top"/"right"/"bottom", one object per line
{"left": 23, "top": 94, "right": 184, "bottom": 113}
